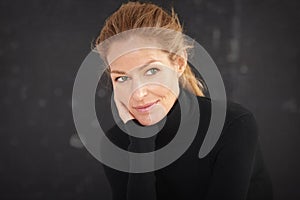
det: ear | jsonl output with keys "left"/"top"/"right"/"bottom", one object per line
{"left": 174, "top": 51, "right": 187, "bottom": 77}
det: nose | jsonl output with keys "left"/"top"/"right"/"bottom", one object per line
{"left": 132, "top": 86, "right": 148, "bottom": 101}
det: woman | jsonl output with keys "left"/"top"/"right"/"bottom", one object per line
{"left": 94, "top": 1, "right": 273, "bottom": 200}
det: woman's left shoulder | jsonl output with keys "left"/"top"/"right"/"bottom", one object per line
{"left": 197, "top": 95, "right": 253, "bottom": 115}
{"left": 225, "top": 99, "right": 255, "bottom": 125}
{"left": 196, "top": 96, "right": 258, "bottom": 140}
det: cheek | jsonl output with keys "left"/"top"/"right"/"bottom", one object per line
{"left": 150, "top": 86, "right": 177, "bottom": 113}
{"left": 148, "top": 85, "right": 177, "bottom": 100}
{"left": 113, "top": 83, "right": 132, "bottom": 105}
{"left": 156, "top": 68, "right": 180, "bottom": 86}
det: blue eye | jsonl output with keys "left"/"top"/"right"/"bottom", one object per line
{"left": 115, "top": 76, "right": 129, "bottom": 83}
{"left": 145, "top": 68, "right": 159, "bottom": 76}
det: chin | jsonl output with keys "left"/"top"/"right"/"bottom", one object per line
{"left": 132, "top": 102, "right": 169, "bottom": 126}
{"left": 135, "top": 114, "right": 165, "bottom": 126}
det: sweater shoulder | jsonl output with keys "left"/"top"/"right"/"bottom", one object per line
{"left": 196, "top": 96, "right": 258, "bottom": 141}
{"left": 195, "top": 96, "right": 259, "bottom": 158}
{"left": 196, "top": 96, "right": 254, "bottom": 125}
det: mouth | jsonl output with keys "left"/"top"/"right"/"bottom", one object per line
{"left": 133, "top": 100, "right": 159, "bottom": 113}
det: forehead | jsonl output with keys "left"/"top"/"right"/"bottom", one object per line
{"left": 109, "top": 48, "right": 169, "bottom": 72}
{"left": 106, "top": 35, "right": 170, "bottom": 68}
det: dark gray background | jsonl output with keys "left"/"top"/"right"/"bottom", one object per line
{"left": 1, "top": 0, "right": 299, "bottom": 199}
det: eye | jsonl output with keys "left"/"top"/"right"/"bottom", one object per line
{"left": 145, "top": 68, "right": 159, "bottom": 76}
{"left": 115, "top": 76, "right": 129, "bottom": 83}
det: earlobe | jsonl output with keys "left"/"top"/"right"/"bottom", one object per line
{"left": 176, "top": 58, "right": 187, "bottom": 78}
{"left": 176, "top": 65, "right": 184, "bottom": 78}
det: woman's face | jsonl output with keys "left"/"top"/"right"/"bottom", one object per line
{"left": 107, "top": 40, "right": 185, "bottom": 126}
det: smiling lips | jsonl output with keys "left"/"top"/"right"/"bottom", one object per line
{"left": 133, "top": 100, "right": 159, "bottom": 113}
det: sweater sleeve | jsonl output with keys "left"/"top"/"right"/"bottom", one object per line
{"left": 205, "top": 112, "right": 259, "bottom": 200}
{"left": 101, "top": 120, "right": 158, "bottom": 200}
{"left": 102, "top": 164, "right": 128, "bottom": 200}
{"left": 101, "top": 124, "right": 129, "bottom": 200}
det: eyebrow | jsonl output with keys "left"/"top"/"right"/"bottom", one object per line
{"left": 110, "top": 60, "right": 160, "bottom": 75}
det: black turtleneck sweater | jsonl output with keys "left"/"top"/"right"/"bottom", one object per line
{"left": 100, "top": 88, "right": 273, "bottom": 200}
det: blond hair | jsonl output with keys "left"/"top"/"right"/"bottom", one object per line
{"left": 94, "top": 1, "right": 205, "bottom": 96}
